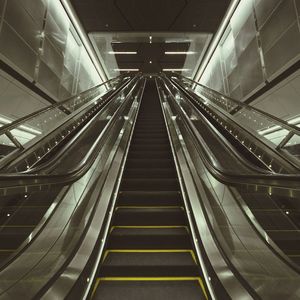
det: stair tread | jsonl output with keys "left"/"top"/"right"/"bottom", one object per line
{"left": 103, "top": 251, "right": 196, "bottom": 267}
{"left": 93, "top": 280, "right": 206, "bottom": 300}
{"left": 111, "top": 227, "right": 188, "bottom": 236}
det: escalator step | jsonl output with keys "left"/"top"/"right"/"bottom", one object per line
{"left": 130, "top": 144, "right": 171, "bottom": 151}
{"left": 121, "top": 178, "right": 179, "bottom": 191}
{"left": 123, "top": 168, "right": 177, "bottom": 178}
{"left": 133, "top": 132, "right": 168, "bottom": 137}
{"left": 99, "top": 251, "right": 198, "bottom": 277}
{"left": 126, "top": 159, "right": 174, "bottom": 168}
{"left": 117, "top": 191, "right": 182, "bottom": 206}
{"left": 127, "top": 151, "right": 172, "bottom": 159}
{"left": 93, "top": 279, "right": 206, "bottom": 300}
{"left": 112, "top": 207, "right": 186, "bottom": 226}
{"left": 108, "top": 227, "right": 191, "bottom": 249}
{"left": 131, "top": 138, "right": 169, "bottom": 145}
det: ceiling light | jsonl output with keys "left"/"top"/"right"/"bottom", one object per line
{"left": 149, "top": 60, "right": 152, "bottom": 64}
{"left": 165, "top": 51, "right": 196, "bottom": 55}
{"left": 162, "top": 69, "right": 190, "bottom": 72}
{"left": 114, "top": 68, "right": 139, "bottom": 71}
{"left": 108, "top": 51, "right": 137, "bottom": 54}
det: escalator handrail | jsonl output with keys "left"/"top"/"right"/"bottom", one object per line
{"left": 158, "top": 77, "right": 300, "bottom": 189}
{"left": 169, "top": 75, "right": 300, "bottom": 173}
{"left": 163, "top": 77, "right": 274, "bottom": 175}
{"left": 0, "top": 76, "right": 142, "bottom": 189}
{"left": 172, "top": 73, "right": 300, "bottom": 135}
{"left": 0, "top": 74, "right": 127, "bottom": 137}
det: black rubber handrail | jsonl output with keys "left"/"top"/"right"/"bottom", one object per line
{"left": 157, "top": 76, "right": 300, "bottom": 190}
{"left": 166, "top": 74, "right": 300, "bottom": 173}
{"left": 0, "top": 74, "right": 127, "bottom": 136}
{"left": 172, "top": 73, "right": 300, "bottom": 135}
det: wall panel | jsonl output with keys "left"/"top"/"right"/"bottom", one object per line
{"left": 0, "top": 70, "right": 48, "bottom": 120}
{"left": 0, "top": 0, "right": 103, "bottom": 110}
{"left": 198, "top": 0, "right": 300, "bottom": 106}
{"left": 0, "top": 22, "right": 37, "bottom": 78}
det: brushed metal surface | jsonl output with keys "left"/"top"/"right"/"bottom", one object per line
{"left": 159, "top": 76, "right": 300, "bottom": 299}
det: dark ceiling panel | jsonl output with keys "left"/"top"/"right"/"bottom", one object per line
{"left": 171, "top": 0, "right": 231, "bottom": 32}
{"left": 70, "top": 0, "right": 231, "bottom": 33}
{"left": 115, "top": 0, "right": 187, "bottom": 31}
{"left": 111, "top": 42, "right": 190, "bottom": 73}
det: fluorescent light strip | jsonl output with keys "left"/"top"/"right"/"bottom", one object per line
{"left": 165, "top": 51, "right": 196, "bottom": 55}
{"left": 108, "top": 51, "right": 137, "bottom": 55}
{"left": 114, "top": 68, "right": 139, "bottom": 71}
{"left": 163, "top": 68, "right": 189, "bottom": 71}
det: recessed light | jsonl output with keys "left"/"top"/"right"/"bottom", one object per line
{"left": 162, "top": 68, "right": 190, "bottom": 71}
{"left": 149, "top": 60, "right": 152, "bottom": 64}
{"left": 108, "top": 51, "right": 137, "bottom": 54}
{"left": 114, "top": 68, "right": 139, "bottom": 71}
{"left": 165, "top": 51, "right": 196, "bottom": 55}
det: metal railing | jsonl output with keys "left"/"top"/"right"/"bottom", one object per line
{"left": 0, "top": 75, "right": 128, "bottom": 158}
{"left": 170, "top": 74, "right": 300, "bottom": 164}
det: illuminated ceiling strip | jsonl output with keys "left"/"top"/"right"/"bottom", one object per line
{"left": 108, "top": 51, "right": 137, "bottom": 54}
{"left": 165, "top": 51, "right": 196, "bottom": 55}
{"left": 114, "top": 68, "right": 139, "bottom": 71}
{"left": 163, "top": 69, "right": 190, "bottom": 71}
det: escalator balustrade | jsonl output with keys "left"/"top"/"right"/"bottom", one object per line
{"left": 237, "top": 189, "right": 300, "bottom": 266}
{"left": 0, "top": 189, "right": 61, "bottom": 265}
{"left": 92, "top": 80, "right": 208, "bottom": 300}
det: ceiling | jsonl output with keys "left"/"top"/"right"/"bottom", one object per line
{"left": 89, "top": 32, "right": 212, "bottom": 77}
{"left": 70, "top": 0, "right": 231, "bottom": 75}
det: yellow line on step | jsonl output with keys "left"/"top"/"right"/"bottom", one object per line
{"left": 115, "top": 206, "right": 184, "bottom": 210}
{"left": 91, "top": 277, "right": 208, "bottom": 300}
{"left": 109, "top": 225, "right": 188, "bottom": 233}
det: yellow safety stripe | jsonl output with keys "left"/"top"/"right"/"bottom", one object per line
{"left": 115, "top": 206, "right": 184, "bottom": 210}
{"left": 91, "top": 277, "right": 208, "bottom": 300}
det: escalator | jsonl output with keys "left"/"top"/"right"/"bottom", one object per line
{"left": 92, "top": 80, "right": 208, "bottom": 300}
{"left": 0, "top": 77, "right": 137, "bottom": 270}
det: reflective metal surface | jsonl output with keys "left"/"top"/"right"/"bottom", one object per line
{"left": 171, "top": 74, "right": 300, "bottom": 171}
{"left": 0, "top": 76, "right": 144, "bottom": 299}
{"left": 157, "top": 75, "right": 300, "bottom": 299}
{"left": 0, "top": 76, "right": 126, "bottom": 171}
